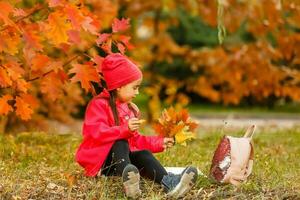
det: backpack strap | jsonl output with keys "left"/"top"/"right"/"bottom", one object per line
{"left": 243, "top": 125, "right": 256, "bottom": 140}
{"left": 245, "top": 141, "right": 254, "bottom": 178}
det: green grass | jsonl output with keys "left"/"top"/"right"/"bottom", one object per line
{"left": 187, "top": 103, "right": 300, "bottom": 118}
{"left": 133, "top": 93, "right": 300, "bottom": 118}
{"left": 0, "top": 128, "right": 299, "bottom": 199}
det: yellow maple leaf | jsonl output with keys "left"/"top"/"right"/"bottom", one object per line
{"left": 153, "top": 107, "right": 199, "bottom": 145}
{"left": 45, "top": 11, "right": 71, "bottom": 46}
{"left": 174, "top": 125, "right": 196, "bottom": 146}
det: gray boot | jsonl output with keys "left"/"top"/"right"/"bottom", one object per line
{"left": 161, "top": 166, "right": 198, "bottom": 198}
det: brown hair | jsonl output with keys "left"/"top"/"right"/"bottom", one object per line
{"left": 108, "top": 90, "right": 138, "bottom": 126}
{"left": 108, "top": 90, "right": 120, "bottom": 126}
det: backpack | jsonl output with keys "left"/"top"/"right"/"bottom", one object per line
{"left": 210, "top": 125, "right": 256, "bottom": 186}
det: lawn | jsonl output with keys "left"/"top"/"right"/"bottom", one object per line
{"left": 0, "top": 127, "right": 299, "bottom": 199}
{"left": 133, "top": 93, "right": 300, "bottom": 119}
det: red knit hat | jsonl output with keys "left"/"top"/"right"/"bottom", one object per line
{"left": 101, "top": 53, "right": 142, "bottom": 91}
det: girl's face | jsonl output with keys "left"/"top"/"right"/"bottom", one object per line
{"left": 116, "top": 78, "right": 142, "bottom": 103}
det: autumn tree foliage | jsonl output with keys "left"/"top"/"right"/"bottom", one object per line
{"left": 118, "top": 0, "right": 300, "bottom": 119}
{"left": 0, "top": 0, "right": 132, "bottom": 132}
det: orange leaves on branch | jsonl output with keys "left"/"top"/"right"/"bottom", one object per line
{"left": 0, "top": 0, "right": 133, "bottom": 125}
{"left": 0, "top": 94, "right": 38, "bottom": 119}
{"left": 69, "top": 62, "right": 100, "bottom": 93}
{"left": 153, "top": 107, "right": 199, "bottom": 146}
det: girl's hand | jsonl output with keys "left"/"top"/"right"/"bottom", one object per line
{"left": 163, "top": 137, "right": 175, "bottom": 149}
{"left": 128, "top": 118, "right": 142, "bottom": 132}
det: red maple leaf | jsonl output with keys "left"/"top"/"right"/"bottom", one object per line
{"left": 112, "top": 18, "right": 130, "bottom": 33}
{"left": 96, "top": 33, "right": 111, "bottom": 45}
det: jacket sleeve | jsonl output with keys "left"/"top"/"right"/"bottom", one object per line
{"left": 82, "top": 98, "right": 133, "bottom": 144}
{"left": 131, "top": 132, "right": 164, "bottom": 153}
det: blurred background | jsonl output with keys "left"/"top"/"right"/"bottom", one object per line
{"left": 1, "top": 0, "right": 300, "bottom": 133}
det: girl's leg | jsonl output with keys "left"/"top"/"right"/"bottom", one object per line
{"left": 129, "top": 150, "right": 198, "bottom": 198}
{"left": 102, "top": 140, "right": 142, "bottom": 199}
{"left": 130, "top": 150, "right": 168, "bottom": 183}
{"left": 101, "top": 139, "right": 131, "bottom": 176}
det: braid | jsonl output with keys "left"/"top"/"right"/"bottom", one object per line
{"left": 108, "top": 90, "right": 120, "bottom": 126}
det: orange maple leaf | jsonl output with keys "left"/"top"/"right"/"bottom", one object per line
{"left": 0, "top": 1, "right": 15, "bottom": 26}
{"left": 0, "top": 94, "right": 13, "bottom": 115}
{"left": 64, "top": 4, "right": 84, "bottom": 29}
{"left": 20, "top": 93, "right": 39, "bottom": 110}
{"left": 69, "top": 63, "right": 100, "bottom": 92}
{"left": 15, "top": 79, "right": 30, "bottom": 93}
{"left": 15, "top": 96, "right": 33, "bottom": 121}
{"left": 5, "top": 60, "right": 25, "bottom": 81}
{"left": 31, "top": 54, "right": 50, "bottom": 72}
{"left": 0, "top": 68, "right": 12, "bottom": 87}
{"left": 46, "top": 61, "right": 63, "bottom": 73}
{"left": 23, "top": 27, "right": 43, "bottom": 50}
{"left": 0, "top": 27, "right": 21, "bottom": 55}
{"left": 41, "top": 72, "right": 63, "bottom": 101}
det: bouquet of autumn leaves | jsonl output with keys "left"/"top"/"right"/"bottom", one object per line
{"left": 152, "top": 107, "right": 199, "bottom": 146}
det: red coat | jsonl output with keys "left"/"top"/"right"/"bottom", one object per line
{"left": 75, "top": 89, "right": 164, "bottom": 177}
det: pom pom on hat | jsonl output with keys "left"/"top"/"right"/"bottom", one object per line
{"left": 101, "top": 53, "right": 142, "bottom": 91}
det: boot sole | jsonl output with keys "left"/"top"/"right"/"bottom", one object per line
{"left": 122, "top": 164, "right": 141, "bottom": 199}
{"left": 167, "top": 166, "right": 198, "bottom": 198}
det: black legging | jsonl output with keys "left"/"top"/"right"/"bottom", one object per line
{"left": 101, "top": 140, "right": 168, "bottom": 183}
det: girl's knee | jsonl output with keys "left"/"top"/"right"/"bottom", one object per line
{"left": 139, "top": 150, "right": 153, "bottom": 159}
{"left": 112, "top": 140, "right": 129, "bottom": 150}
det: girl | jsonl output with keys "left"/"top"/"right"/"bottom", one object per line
{"left": 75, "top": 53, "right": 198, "bottom": 199}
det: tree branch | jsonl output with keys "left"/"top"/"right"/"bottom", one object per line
{"left": 27, "top": 44, "right": 95, "bottom": 82}
{"left": 27, "top": 54, "right": 81, "bottom": 82}
{"left": 0, "top": 5, "right": 46, "bottom": 33}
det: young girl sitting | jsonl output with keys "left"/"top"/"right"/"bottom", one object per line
{"left": 75, "top": 53, "right": 198, "bottom": 199}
